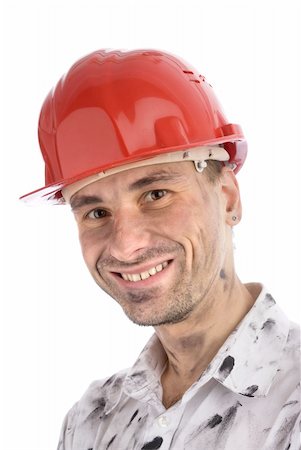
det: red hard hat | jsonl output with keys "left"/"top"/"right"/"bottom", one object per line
{"left": 20, "top": 49, "right": 247, "bottom": 205}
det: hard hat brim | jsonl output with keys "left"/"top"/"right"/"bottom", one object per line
{"left": 20, "top": 143, "right": 240, "bottom": 205}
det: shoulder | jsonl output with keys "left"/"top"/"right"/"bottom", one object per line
{"left": 57, "top": 369, "right": 128, "bottom": 450}
{"left": 74, "top": 368, "right": 128, "bottom": 420}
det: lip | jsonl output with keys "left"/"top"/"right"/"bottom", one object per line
{"left": 109, "top": 257, "right": 172, "bottom": 275}
{"left": 108, "top": 259, "right": 174, "bottom": 288}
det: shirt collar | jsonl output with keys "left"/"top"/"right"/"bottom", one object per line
{"left": 122, "top": 334, "right": 167, "bottom": 403}
{"left": 211, "top": 286, "right": 290, "bottom": 397}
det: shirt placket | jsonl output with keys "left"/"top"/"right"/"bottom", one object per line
{"left": 141, "top": 400, "right": 186, "bottom": 450}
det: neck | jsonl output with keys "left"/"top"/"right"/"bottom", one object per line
{"left": 155, "top": 277, "right": 259, "bottom": 407}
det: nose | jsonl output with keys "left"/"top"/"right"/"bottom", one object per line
{"left": 108, "top": 208, "right": 151, "bottom": 262}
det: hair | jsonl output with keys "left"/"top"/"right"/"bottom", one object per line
{"left": 203, "top": 160, "right": 224, "bottom": 183}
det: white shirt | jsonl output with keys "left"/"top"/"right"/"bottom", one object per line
{"left": 57, "top": 287, "right": 300, "bottom": 449}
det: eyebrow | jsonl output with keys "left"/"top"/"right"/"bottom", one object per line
{"left": 70, "top": 170, "right": 185, "bottom": 211}
{"left": 71, "top": 195, "right": 103, "bottom": 212}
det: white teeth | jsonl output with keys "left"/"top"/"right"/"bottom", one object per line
{"left": 132, "top": 274, "right": 141, "bottom": 282}
{"left": 120, "top": 261, "right": 169, "bottom": 282}
{"left": 141, "top": 271, "right": 150, "bottom": 280}
{"left": 155, "top": 264, "right": 163, "bottom": 272}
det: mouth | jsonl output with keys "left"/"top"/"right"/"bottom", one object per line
{"left": 113, "top": 260, "right": 171, "bottom": 282}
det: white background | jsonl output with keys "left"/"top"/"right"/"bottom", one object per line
{"left": 0, "top": 0, "right": 300, "bottom": 449}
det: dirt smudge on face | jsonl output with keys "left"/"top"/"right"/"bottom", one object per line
{"left": 220, "top": 269, "right": 226, "bottom": 279}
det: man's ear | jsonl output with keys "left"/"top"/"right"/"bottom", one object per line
{"left": 220, "top": 167, "right": 242, "bottom": 226}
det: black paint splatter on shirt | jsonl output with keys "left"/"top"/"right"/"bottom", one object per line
{"left": 141, "top": 436, "right": 163, "bottom": 449}
{"left": 129, "top": 370, "right": 148, "bottom": 387}
{"left": 241, "top": 385, "right": 259, "bottom": 397}
{"left": 207, "top": 414, "right": 223, "bottom": 428}
{"left": 127, "top": 409, "right": 139, "bottom": 427}
{"left": 218, "top": 355, "right": 235, "bottom": 381}
{"left": 214, "top": 401, "right": 242, "bottom": 444}
{"left": 103, "top": 375, "right": 115, "bottom": 387}
{"left": 283, "top": 400, "right": 298, "bottom": 408}
{"left": 273, "top": 413, "right": 299, "bottom": 448}
{"left": 185, "top": 400, "right": 243, "bottom": 446}
{"left": 106, "top": 434, "right": 117, "bottom": 449}
{"left": 86, "top": 397, "right": 106, "bottom": 421}
{"left": 263, "top": 293, "right": 276, "bottom": 308}
{"left": 261, "top": 318, "right": 276, "bottom": 330}
{"left": 249, "top": 322, "right": 257, "bottom": 331}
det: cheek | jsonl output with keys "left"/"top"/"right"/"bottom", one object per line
{"left": 151, "top": 202, "right": 196, "bottom": 241}
{"left": 153, "top": 202, "right": 205, "bottom": 261}
{"left": 177, "top": 199, "right": 223, "bottom": 259}
{"left": 78, "top": 227, "right": 109, "bottom": 269}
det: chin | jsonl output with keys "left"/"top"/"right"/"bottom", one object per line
{"left": 122, "top": 305, "right": 193, "bottom": 327}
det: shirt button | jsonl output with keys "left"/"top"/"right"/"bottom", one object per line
{"left": 158, "top": 415, "right": 169, "bottom": 427}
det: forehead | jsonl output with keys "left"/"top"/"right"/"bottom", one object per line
{"left": 72, "top": 161, "right": 194, "bottom": 198}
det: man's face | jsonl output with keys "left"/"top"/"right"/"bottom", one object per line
{"left": 71, "top": 162, "right": 238, "bottom": 327}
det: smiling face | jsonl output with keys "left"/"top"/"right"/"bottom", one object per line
{"left": 70, "top": 162, "right": 241, "bottom": 327}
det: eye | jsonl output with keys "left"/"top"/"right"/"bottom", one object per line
{"left": 145, "top": 189, "right": 168, "bottom": 202}
{"left": 86, "top": 208, "right": 108, "bottom": 219}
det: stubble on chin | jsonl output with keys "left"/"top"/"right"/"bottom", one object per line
{"left": 110, "top": 281, "right": 197, "bottom": 327}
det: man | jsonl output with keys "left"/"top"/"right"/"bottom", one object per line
{"left": 21, "top": 49, "right": 300, "bottom": 449}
